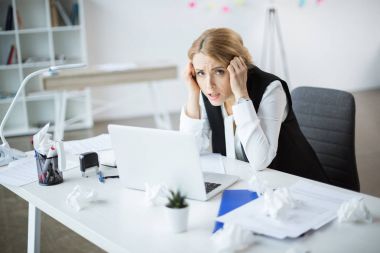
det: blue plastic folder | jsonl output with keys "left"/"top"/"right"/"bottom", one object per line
{"left": 213, "top": 190, "right": 258, "bottom": 233}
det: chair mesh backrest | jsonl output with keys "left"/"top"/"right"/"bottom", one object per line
{"left": 291, "top": 86, "right": 360, "bottom": 191}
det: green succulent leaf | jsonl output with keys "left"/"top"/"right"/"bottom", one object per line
{"left": 166, "top": 189, "right": 188, "bottom": 208}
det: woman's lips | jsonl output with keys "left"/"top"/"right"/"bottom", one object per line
{"left": 208, "top": 93, "right": 221, "bottom": 102}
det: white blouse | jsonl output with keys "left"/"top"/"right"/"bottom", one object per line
{"left": 179, "top": 80, "right": 289, "bottom": 171}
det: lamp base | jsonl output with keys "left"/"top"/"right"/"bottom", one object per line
{"left": 0, "top": 144, "right": 27, "bottom": 167}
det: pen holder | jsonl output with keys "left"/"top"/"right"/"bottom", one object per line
{"left": 35, "top": 150, "right": 63, "bottom": 186}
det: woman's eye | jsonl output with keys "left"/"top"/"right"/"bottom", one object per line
{"left": 196, "top": 71, "right": 205, "bottom": 76}
{"left": 215, "top": 69, "right": 225, "bottom": 75}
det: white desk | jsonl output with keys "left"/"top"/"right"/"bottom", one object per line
{"left": 2, "top": 156, "right": 380, "bottom": 253}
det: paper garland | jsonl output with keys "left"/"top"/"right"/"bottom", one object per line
{"left": 187, "top": 0, "right": 325, "bottom": 13}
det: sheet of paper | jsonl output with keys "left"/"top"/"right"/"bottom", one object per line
{"left": 0, "top": 157, "right": 37, "bottom": 186}
{"left": 0, "top": 156, "right": 78, "bottom": 187}
{"left": 64, "top": 134, "right": 112, "bottom": 155}
{"left": 216, "top": 181, "right": 357, "bottom": 239}
{"left": 200, "top": 153, "right": 225, "bottom": 174}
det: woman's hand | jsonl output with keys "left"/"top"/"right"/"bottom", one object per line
{"left": 184, "top": 61, "right": 201, "bottom": 119}
{"left": 184, "top": 61, "right": 200, "bottom": 96}
{"left": 227, "top": 56, "right": 249, "bottom": 100}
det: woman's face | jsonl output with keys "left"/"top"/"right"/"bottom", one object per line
{"left": 192, "top": 53, "right": 232, "bottom": 106}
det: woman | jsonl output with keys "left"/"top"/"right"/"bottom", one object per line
{"left": 180, "top": 28, "right": 329, "bottom": 184}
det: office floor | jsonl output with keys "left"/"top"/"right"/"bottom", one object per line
{"left": 0, "top": 89, "right": 379, "bottom": 252}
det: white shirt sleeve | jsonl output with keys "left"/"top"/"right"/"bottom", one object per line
{"left": 232, "top": 80, "right": 288, "bottom": 171}
{"left": 179, "top": 95, "right": 211, "bottom": 153}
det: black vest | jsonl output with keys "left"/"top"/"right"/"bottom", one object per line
{"left": 202, "top": 66, "right": 330, "bottom": 184}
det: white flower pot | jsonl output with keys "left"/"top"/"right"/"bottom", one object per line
{"left": 165, "top": 206, "right": 189, "bottom": 233}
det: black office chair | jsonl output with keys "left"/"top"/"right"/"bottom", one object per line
{"left": 291, "top": 86, "right": 360, "bottom": 191}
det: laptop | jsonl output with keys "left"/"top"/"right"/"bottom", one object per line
{"left": 108, "top": 124, "right": 239, "bottom": 201}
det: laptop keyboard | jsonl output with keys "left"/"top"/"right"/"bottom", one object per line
{"left": 204, "top": 182, "right": 221, "bottom": 194}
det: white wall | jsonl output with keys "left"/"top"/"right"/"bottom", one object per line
{"left": 83, "top": 0, "right": 380, "bottom": 121}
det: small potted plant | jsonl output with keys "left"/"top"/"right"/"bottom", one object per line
{"left": 165, "top": 189, "right": 189, "bottom": 233}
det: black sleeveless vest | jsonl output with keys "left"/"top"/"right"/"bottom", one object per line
{"left": 202, "top": 66, "right": 330, "bottom": 184}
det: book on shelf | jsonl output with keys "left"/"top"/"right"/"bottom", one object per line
{"left": 50, "top": 0, "right": 59, "bottom": 26}
{"left": 55, "top": 0, "right": 73, "bottom": 26}
{"left": 70, "top": 2, "right": 79, "bottom": 25}
{"left": 16, "top": 9, "right": 23, "bottom": 29}
{"left": 6, "top": 44, "right": 17, "bottom": 65}
{"left": 0, "top": 91, "right": 16, "bottom": 99}
{"left": 5, "top": 5, "right": 14, "bottom": 31}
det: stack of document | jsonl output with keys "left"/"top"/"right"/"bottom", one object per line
{"left": 216, "top": 181, "right": 358, "bottom": 239}
{"left": 64, "top": 134, "right": 112, "bottom": 155}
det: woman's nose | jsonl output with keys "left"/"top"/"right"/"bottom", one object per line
{"left": 205, "top": 75, "right": 215, "bottom": 89}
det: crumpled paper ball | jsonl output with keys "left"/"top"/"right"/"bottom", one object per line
{"left": 144, "top": 183, "right": 169, "bottom": 206}
{"left": 263, "top": 188, "right": 297, "bottom": 219}
{"left": 66, "top": 185, "right": 98, "bottom": 212}
{"left": 337, "top": 198, "right": 372, "bottom": 223}
{"left": 211, "top": 223, "right": 255, "bottom": 253}
{"left": 247, "top": 173, "right": 270, "bottom": 196}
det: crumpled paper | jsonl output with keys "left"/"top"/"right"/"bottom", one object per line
{"left": 263, "top": 188, "right": 297, "bottom": 219}
{"left": 248, "top": 173, "right": 270, "bottom": 196}
{"left": 144, "top": 183, "right": 169, "bottom": 206}
{"left": 337, "top": 198, "right": 372, "bottom": 223}
{"left": 66, "top": 185, "right": 98, "bottom": 212}
{"left": 211, "top": 224, "right": 255, "bottom": 253}
{"left": 33, "top": 123, "right": 54, "bottom": 155}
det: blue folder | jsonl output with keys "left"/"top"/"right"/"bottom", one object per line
{"left": 213, "top": 189, "right": 258, "bottom": 233}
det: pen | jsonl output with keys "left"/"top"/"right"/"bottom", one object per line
{"left": 42, "top": 147, "right": 56, "bottom": 173}
{"left": 98, "top": 171, "right": 119, "bottom": 183}
{"left": 44, "top": 169, "right": 50, "bottom": 184}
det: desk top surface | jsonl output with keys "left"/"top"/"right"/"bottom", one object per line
{"left": 41, "top": 63, "right": 178, "bottom": 91}
{"left": 3, "top": 156, "right": 380, "bottom": 253}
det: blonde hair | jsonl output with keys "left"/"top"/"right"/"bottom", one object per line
{"left": 188, "top": 28, "right": 253, "bottom": 67}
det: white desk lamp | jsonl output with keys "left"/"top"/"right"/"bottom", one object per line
{"left": 0, "top": 63, "right": 86, "bottom": 166}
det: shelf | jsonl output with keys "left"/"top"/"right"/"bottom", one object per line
{"left": 0, "top": 100, "right": 27, "bottom": 133}
{"left": 0, "top": 64, "right": 19, "bottom": 70}
{"left": 0, "top": 31, "right": 16, "bottom": 35}
{"left": 0, "top": 97, "right": 16, "bottom": 104}
{"left": 53, "top": 30, "right": 81, "bottom": 60}
{"left": 0, "top": 0, "right": 90, "bottom": 137}
{"left": 26, "top": 91, "right": 58, "bottom": 101}
{"left": 0, "top": 68, "right": 20, "bottom": 94}
{"left": 2, "top": 127, "right": 30, "bottom": 137}
{"left": 19, "top": 32, "right": 50, "bottom": 63}
{"left": 21, "top": 61, "right": 51, "bottom": 68}
{"left": 27, "top": 98, "right": 56, "bottom": 128}
{"left": 52, "top": 26, "right": 81, "bottom": 32}
{"left": 18, "top": 27, "right": 50, "bottom": 34}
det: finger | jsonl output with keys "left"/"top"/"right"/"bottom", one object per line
{"left": 187, "top": 62, "right": 195, "bottom": 76}
{"left": 238, "top": 56, "right": 247, "bottom": 69}
{"left": 234, "top": 57, "right": 244, "bottom": 70}
{"left": 227, "top": 63, "right": 236, "bottom": 75}
{"left": 190, "top": 63, "right": 195, "bottom": 76}
{"left": 230, "top": 57, "right": 241, "bottom": 72}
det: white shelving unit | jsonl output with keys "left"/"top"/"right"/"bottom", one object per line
{"left": 0, "top": 0, "right": 92, "bottom": 137}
